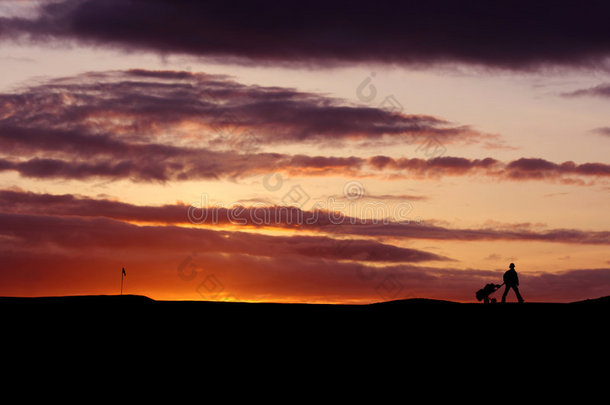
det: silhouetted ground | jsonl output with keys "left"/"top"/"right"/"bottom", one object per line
{"left": 2, "top": 295, "right": 606, "bottom": 368}
{"left": 2, "top": 294, "right": 608, "bottom": 331}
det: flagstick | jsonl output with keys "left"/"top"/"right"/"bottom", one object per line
{"left": 121, "top": 270, "right": 124, "bottom": 296}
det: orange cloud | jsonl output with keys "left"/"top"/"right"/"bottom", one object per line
{"left": 2, "top": 189, "right": 610, "bottom": 245}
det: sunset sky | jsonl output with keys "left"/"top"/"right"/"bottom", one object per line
{"left": 1, "top": 0, "right": 609, "bottom": 303}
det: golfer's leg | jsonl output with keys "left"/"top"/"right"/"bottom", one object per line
{"left": 502, "top": 285, "right": 509, "bottom": 303}
{"left": 514, "top": 286, "right": 524, "bottom": 303}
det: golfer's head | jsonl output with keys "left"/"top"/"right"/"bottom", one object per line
{"left": 509, "top": 263, "right": 515, "bottom": 269}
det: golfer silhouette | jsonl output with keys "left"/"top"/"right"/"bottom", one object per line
{"left": 502, "top": 263, "right": 524, "bottom": 303}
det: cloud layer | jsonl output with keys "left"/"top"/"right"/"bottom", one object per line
{"left": 0, "top": 211, "right": 451, "bottom": 264}
{"left": 563, "top": 83, "right": 610, "bottom": 98}
{"left": 0, "top": 211, "right": 607, "bottom": 303}
{"left": 2, "top": 4, "right": 610, "bottom": 304}
{"left": 3, "top": 0, "right": 610, "bottom": 69}
{"left": 1, "top": 70, "right": 609, "bottom": 185}
{"left": 2, "top": 189, "right": 609, "bottom": 245}
{"left": 0, "top": 69, "right": 478, "bottom": 180}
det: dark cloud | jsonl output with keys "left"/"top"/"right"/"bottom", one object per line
{"left": 369, "top": 156, "right": 499, "bottom": 174}
{"left": 3, "top": 0, "right": 610, "bottom": 69}
{"left": 0, "top": 239, "right": 608, "bottom": 302}
{"left": 0, "top": 69, "right": 480, "bottom": 181}
{"left": 521, "top": 268, "right": 610, "bottom": 302}
{"left": 2, "top": 189, "right": 609, "bottom": 245}
{"left": 0, "top": 70, "right": 465, "bottom": 148}
{"left": 1, "top": 152, "right": 608, "bottom": 185}
{"left": 370, "top": 156, "right": 610, "bottom": 183}
{"left": 562, "top": 84, "right": 610, "bottom": 98}
{"left": 0, "top": 153, "right": 363, "bottom": 182}
{"left": 0, "top": 211, "right": 449, "bottom": 263}
{"left": 505, "top": 158, "right": 610, "bottom": 180}
{"left": 591, "top": 127, "right": 610, "bottom": 137}
{"left": 0, "top": 188, "right": 190, "bottom": 223}
{"left": 353, "top": 193, "right": 428, "bottom": 202}
{"left": 1, "top": 70, "right": 608, "bottom": 183}
{"left": 0, "top": 190, "right": 607, "bottom": 303}
{"left": 332, "top": 222, "right": 610, "bottom": 245}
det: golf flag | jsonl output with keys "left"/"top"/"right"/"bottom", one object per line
{"left": 120, "top": 267, "right": 126, "bottom": 295}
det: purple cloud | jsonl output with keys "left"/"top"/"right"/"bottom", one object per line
{"left": 3, "top": 1, "right": 610, "bottom": 69}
